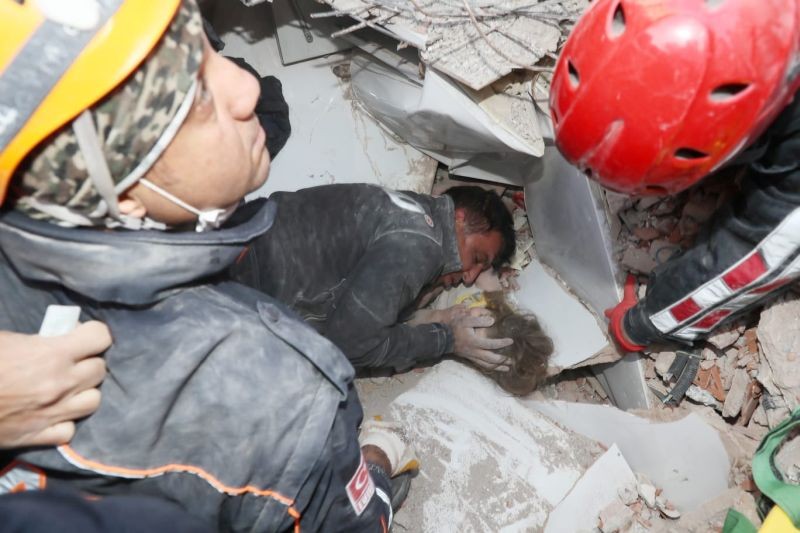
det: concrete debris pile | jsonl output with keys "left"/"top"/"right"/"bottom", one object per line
{"left": 604, "top": 171, "right": 741, "bottom": 276}
{"left": 644, "top": 293, "right": 800, "bottom": 443}
{"left": 597, "top": 473, "right": 680, "bottom": 533}
{"left": 316, "top": 0, "right": 588, "bottom": 90}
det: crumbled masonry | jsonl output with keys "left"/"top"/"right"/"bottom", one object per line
{"left": 602, "top": 166, "right": 800, "bottom": 513}
{"left": 317, "top": 0, "right": 588, "bottom": 90}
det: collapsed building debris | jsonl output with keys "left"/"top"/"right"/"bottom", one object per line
{"left": 603, "top": 170, "right": 800, "bottom": 525}
{"left": 315, "top": 0, "right": 588, "bottom": 90}
{"left": 604, "top": 170, "right": 743, "bottom": 277}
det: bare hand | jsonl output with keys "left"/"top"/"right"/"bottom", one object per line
{"left": 0, "top": 321, "right": 111, "bottom": 449}
{"left": 451, "top": 308, "right": 513, "bottom": 371}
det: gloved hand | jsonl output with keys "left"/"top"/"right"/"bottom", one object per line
{"left": 359, "top": 419, "right": 419, "bottom": 477}
{"left": 451, "top": 308, "right": 513, "bottom": 371}
{"left": 604, "top": 274, "right": 646, "bottom": 353}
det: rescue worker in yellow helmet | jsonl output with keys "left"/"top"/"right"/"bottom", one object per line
{"left": 0, "top": 0, "right": 413, "bottom": 530}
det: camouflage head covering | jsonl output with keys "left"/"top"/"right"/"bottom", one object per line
{"left": 13, "top": 0, "right": 204, "bottom": 227}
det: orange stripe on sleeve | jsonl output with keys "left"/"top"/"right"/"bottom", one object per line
{"left": 58, "top": 444, "right": 301, "bottom": 530}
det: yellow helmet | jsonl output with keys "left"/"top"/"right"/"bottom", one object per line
{"left": 0, "top": 0, "right": 182, "bottom": 206}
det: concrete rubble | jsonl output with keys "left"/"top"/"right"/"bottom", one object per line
{"left": 358, "top": 363, "right": 730, "bottom": 532}
{"left": 602, "top": 167, "right": 798, "bottom": 428}
{"left": 603, "top": 166, "right": 800, "bottom": 525}
{"left": 604, "top": 171, "right": 742, "bottom": 277}
{"left": 315, "top": 0, "right": 588, "bottom": 90}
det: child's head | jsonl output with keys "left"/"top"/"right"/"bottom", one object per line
{"left": 481, "top": 291, "right": 553, "bottom": 396}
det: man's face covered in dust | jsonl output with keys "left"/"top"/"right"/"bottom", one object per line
{"left": 123, "top": 37, "right": 270, "bottom": 225}
{"left": 438, "top": 227, "right": 503, "bottom": 289}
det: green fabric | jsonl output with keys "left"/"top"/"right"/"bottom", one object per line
{"left": 722, "top": 509, "right": 758, "bottom": 533}
{"left": 752, "top": 408, "right": 800, "bottom": 527}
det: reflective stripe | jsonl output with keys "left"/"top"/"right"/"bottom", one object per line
{"left": 0, "top": 0, "right": 122, "bottom": 151}
{"left": 0, "top": 461, "right": 47, "bottom": 494}
{"left": 649, "top": 206, "right": 800, "bottom": 339}
{"left": 375, "top": 486, "right": 393, "bottom": 529}
{"left": 722, "top": 252, "right": 767, "bottom": 290}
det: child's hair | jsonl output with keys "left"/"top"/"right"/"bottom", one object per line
{"left": 481, "top": 291, "right": 553, "bottom": 396}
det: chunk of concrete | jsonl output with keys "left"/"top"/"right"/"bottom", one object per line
{"left": 708, "top": 323, "right": 744, "bottom": 351}
{"left": 545, "top": 444, "right": 637, "bottom": 533}
{"left": 374, "top": 361, "right": 604, "bottom": 532}
{"left": 654, "top": 351, "right": 677, "bottom": 378}
{"left": 599, "top": 499, "right": 635, "bottom": 533}
{"left": 529, "top": 400, "right": 730, "bottom": 511}
{"left": 758, "top": 295, "right": 800, "bottom": 409}
{"left": 722, "top": 369, "right": 751, "bottom": 418}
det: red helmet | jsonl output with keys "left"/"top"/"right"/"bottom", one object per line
{"left": 550, "top": 0, "right": 800, "bottom": 195}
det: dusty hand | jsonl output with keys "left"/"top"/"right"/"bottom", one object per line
{"left": 451, "top": 308, "right": 513, "bottom": 371}
{"left": 407, "top": 304, "right": 470, "bottom": 327}
{"left": 0, "top": 321, "right": 110, "bottom": 449}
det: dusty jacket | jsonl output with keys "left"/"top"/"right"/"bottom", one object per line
{"left": 625, "top": 95, "right": 800, "bottom": 346}
{"left": 231, "top": 184, "right": 461, "bottom": 372}
{"left": 0, "top": 200, "right": 385, "bottom": 532}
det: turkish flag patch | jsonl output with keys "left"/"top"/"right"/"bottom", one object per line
{"left": 346, "top": 452, "right": 376, "bottom": 516}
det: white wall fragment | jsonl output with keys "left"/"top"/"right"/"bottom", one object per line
{"left": 545, "top": 444, "right": 637, "bottom": 533}
{"left": 528, "top": 400, "right": 730, "bottom": 511}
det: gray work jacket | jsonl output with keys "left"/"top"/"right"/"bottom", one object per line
{"left": 231, "top": 184, "right": 461, "bottom": 372}
{"left": 0, "top": 200, "right": 357, "bottom": 532}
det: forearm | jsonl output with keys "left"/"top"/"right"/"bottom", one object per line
{"left": 625, "top": 167, "right": 800, "bottom": 346}
{"left": 331, "top": 322, "right": 453, "bottom": 372}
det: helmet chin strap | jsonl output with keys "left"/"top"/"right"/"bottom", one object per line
{"left": 72, "top": 110, "right": 122, "bottom": 220}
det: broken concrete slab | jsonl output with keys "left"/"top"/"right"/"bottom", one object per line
{"left": 722, "top": 369, "right": 751, "bottom": 418}
{"left": 318, "top": 0, "right": 588, "bottom": 91}
{"left": 598, "top": 499, "right": 635, "bottom": 532}
{"left": 758, "top": 295, "right": 800, "bottom": 409}
{"left": 528, "top": 400, "right": 730, "bottom": 511}
{"left": 421, "top": 13, "right": 561, "bottom": 90}
{"left": 654, "top": 351, "right": 676, "bottom": 378}
{"left": 512, "top": 258, "right": 609, "bottom": 371}
{"left": 708, "top": 322, "right": 745, "bottom": 351}
{"left": 360, "top": 361, "right": 604, "bottom": 531}
{"left": 544, "top": 444, "right": 637, "bottom": 533}
{"left": 348, "top": 51, "right": 546, "bottom": 185}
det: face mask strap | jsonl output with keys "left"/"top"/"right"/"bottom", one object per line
{"left": 138, "top": 178, "right": 236, "bottom": 232}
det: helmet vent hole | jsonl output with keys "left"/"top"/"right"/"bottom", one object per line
{"left": 710, "top": 83, "right": 751, "bottom": 102}
{"left": 610, "top": 3, "right": 626, "bottom": 37}
{"left": 568, "top": 61, "right": 580, "bottom": 87}
{"left": 675, "top": 148, "right": 709, "bottom": 160}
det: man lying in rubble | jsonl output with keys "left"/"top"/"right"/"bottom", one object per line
{"left": 230, "top": 183, "right": 518, "bottom": 373}
{"left": 550, "top": 0, "right": 800, "bottom": 354}
{"left": 0, "top": 0, "right": 410, "bottom": 530}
